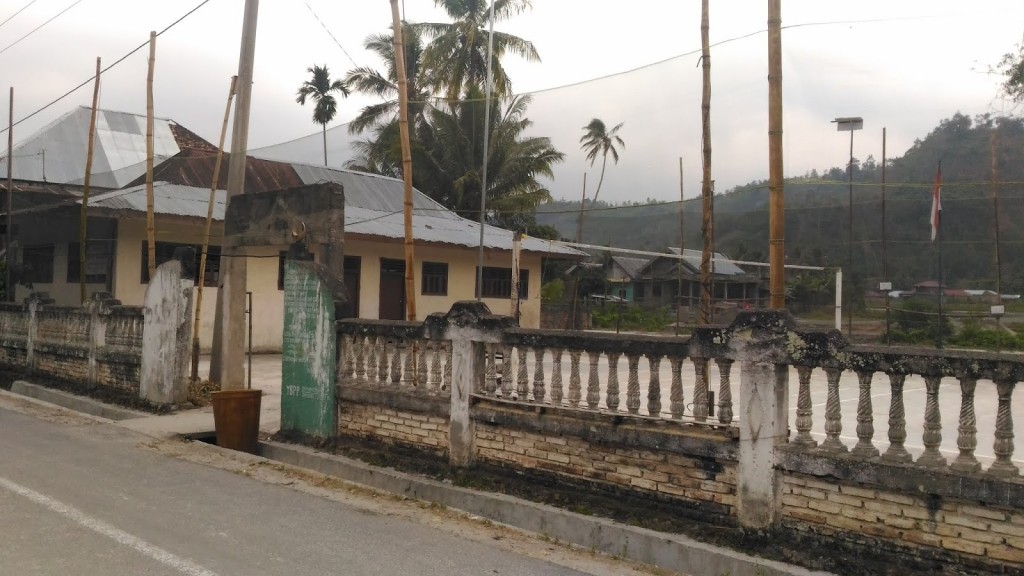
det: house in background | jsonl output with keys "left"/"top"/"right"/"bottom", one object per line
{"left": 3, "top": 110, "right": 582, "bottom": 351}
{"left": 604, "top": 248, "right": 764, "bottom": 311}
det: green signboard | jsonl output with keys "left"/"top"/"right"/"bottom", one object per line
{"left": 282, "top": 259, "right": 336, "bottom": 437}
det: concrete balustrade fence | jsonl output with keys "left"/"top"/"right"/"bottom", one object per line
{"left": 333, "top": 301, "right": 1024, "bottom": 575}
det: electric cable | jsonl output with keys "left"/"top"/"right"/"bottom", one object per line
{"left": 0, "top": 0, "right": 84, "bottom": 56}
{"left": 0, "top": 0, "right": 39, "bottom": 32}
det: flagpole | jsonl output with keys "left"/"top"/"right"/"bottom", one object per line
{"left": 936, "top": 160, "right": 944, "bottom": 349}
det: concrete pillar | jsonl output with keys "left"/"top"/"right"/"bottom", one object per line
{"left": 425, "top": 301, "right": 516, "bottom": 467}
{"left": 737, "top": 360, "right": 788, "bottom": 528}
{"left": 141, "top": 261, "right": 194, "bottom": 404}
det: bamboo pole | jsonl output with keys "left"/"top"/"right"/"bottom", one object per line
{"left": 568, "top": 172, "right": 586, "bottom": 329}
{"left": 768, "top": 0, "right": 784, "bottom": 309}
{"left": 5, "top": 87, "right": 12, "bottom": 302}
{"left": 145, "top": 32, "right": 157, "bottom": 282}
{"left": 191, "top": 76, "right": 237, "bottom": 382}
{"left": 510, "top": 231, "right": 521, "bottom": 321}
{"left": 80, "top": 57, "right": 101, "bottom": 305}
{"left": 676, "top": 157, "right": 684, "bottom": 334}
{"left": 390, "top": 0, "right": 416, "bottom": 321}
{"left": 699, "top": 0, "right": 714, "bottom": 324}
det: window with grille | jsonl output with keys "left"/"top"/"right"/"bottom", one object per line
{"left": 141, "top": 242, "right": 219, "bottom": 287}
{"left": 67, "top": 240, "right": 113, "bottom": 284}
{"left": 421, "top": 262, "right": 448, "bottom": 295}
{"left": 22, "top": 245, "right": 54, "bottom": 284}
{"left": 477, "top": 267, "right": 528, "bottom": 299}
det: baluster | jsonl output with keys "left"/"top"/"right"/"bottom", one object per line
{"left": 606, "top": 352, "right": 621, "bottom": 412}
{"left": 950, "top": 376, "right": 980, "bottom": 473}
{"left": 430, "top": 341, "right": 442, "bottom": 394}
{"left": 389, "top": 338, "right": 401, "bottom": 383}
{"left": 988, "top": 379, "right": 1019, "bottom": 477}
{"left": 916, "top": 375, "right": 946, "bottom": 468}
{"left": 354, "top": 336, "right": 367, "bottom": 381}
{"left": 626, "top": 354, "right": 641, "bottom": 414}
{"left": 587, "top": 351, "right": 601, "bottom": 410}
{"left": 484, "top": 343, "right": 497, "bottom": 396}
{"left": 716, "top": 359, "right": 734, "bottom": 424}
{"left": 417, "top": 342, "right": 428, "bottom": 388}
{"left": 378, "top": 339, "right": 390, "bottom": 383}
{"left": 669, "top": 356, "right": 684, "bottom": 419}
{"left": 647, "top": 354, "right": 662, "bottom": 417}
{"left": 568, "top": 350, "right": 582, "bottom": 408}
{"left": 516, "top": 346, "right": 529, "bottom": 400}
{"left": 850, "top": 371, "right": 879, "bottom": 458}
{"left": 693, "top": 359, "right": 709, "bottom": 422}
{"left": 881, "top": 373, "right": 912, "bottom": 463}
{"left": 401, "top": 338, "right": 413, "bottom": 383}
{"left": 532, "top": 347, "right": 546, "bottom": 403}
{"left": 820, "top": 368, "right": 847, "bottom": 452}
{"left": 791, "top": 366, "right": 816, "bottom": 446}
{"left": 550, "top": 348, "right": 564, "bottom": 406}
{"left": 366, "top": 336, "right": 379, "bottom": 384}
{"left": 343, "top": 335, "right": 356, "bottom": 379}
{"left": 500, "top": 344, "right": 513, "bottom": 397}
{"left": 443, "top": 342, "right": 452, "bottom": 392}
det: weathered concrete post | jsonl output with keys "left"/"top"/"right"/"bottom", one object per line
{"left": 281, "top": 253, "right": 345, "bottom": 438}
{"left": 24, "top": 292, "right": 53, "bottom": 371}
{"left": 140, "top": 260, "right": 194, "bottom": 404}
{"left": 692, "top": 310, "right": 795, "bottom": 529}
{"left": 425, "top": 301, "right": 515, "bottom": 467}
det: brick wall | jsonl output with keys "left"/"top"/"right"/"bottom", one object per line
{"left": 338, "top": 401, "right": 449, "bottom": 454}
{"left": 782, "top": 471, "right": 1024, "bottom": 568}
{"left": 476, "top": 423, "right": 736, "bottom": 510}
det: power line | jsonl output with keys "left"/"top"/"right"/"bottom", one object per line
{"left": 0, "top": 0, "right": 212, "bottom": 137}
{"left": 0, "top": 0, "right": 39, "bottom": 32}
{"left": 0, "top": 0, "right": 84, "bottom": 56}
{"left": 303, "top": 1, "right": 359, "bottom": 69}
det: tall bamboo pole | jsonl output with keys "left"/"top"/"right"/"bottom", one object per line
{"left": 191, "top": 76, "right": 237, "bottom": 381}
{"left": 677, "top": 157, "right": 684, "bottom": 333}
{"left": 80, "top": 57, "right": 101, "bottom": 305}
{"left": 390, "top": 0, "right": 416, "bottom": 321}
{"left": 5, "top": 87, "right": 12, "bottom": 302}
{"left": 768, "top": 0, "right": 784, "bottom": 309}
{"left": 699, "top": 0, "right": 714, "bottom": 325}
{"left": 145, "top": 32, "right": 157, "bottom": 282}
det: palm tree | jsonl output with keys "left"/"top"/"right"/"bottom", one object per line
{"left": 579, "top": 118, "right": 625, "bottom": 207}
{"left": 295, "top": 65, "right": 350, "bottom": 166}
{"left": 344, "top": 23, "right": 434, "bottom": 135}
{"left": 416, "top": 0, "right": 540, "bottom": 101}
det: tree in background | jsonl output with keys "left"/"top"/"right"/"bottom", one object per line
{"left": 997, "top": 42, "right": 1024, "bottom": 104}
{"left": 344, "top": 23, "right": 433, "bottom": 135}
{"left": 579, "top": 118, "right": 625, "bottom": 206}
{"left": 416, "top": 0, "right": 540, "bottom": 101}
{"left": 296, "top": 65, "right": 350, "bottom": 166}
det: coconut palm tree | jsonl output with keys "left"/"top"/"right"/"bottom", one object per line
{"left": 579, "top": 118, "right": 625, "bottom": 206}
{"left": 295, "top": 65, "right": 350, "bottom": 166}
{"left": 344, "top": 23, "right": 434, "bottom": 135}
{"left": 416, "top": 0, "right": 540, "bottom": 101}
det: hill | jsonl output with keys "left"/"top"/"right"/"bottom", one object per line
{"left": 536, "top": 113, "right": 1024, "bottom": 292}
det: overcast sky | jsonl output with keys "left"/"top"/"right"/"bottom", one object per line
{"left": 1, "top": 1, "right": 1021, "bottom": 203}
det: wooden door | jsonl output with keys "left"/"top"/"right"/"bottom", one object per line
{"left": 378, "top": 258, "right": 405, "bottom": 320}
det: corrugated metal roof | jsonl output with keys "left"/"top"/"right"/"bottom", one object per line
{"left": 611, "top": 256, "right": 650, "bottom": 279}
{"left": 0, "top": 107, "right": 212, "bottom": 188}
{"left": 666, "top": 247, "right": 747, "bottom": 276}
{"left": 83, "top": 179, "right": 579, "bottom": 257}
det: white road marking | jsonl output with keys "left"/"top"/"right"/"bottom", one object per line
{"left": 0, "top": 476, "right": 218, "bottom": 576}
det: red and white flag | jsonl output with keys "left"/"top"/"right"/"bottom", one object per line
{"left": 930, "top": 164, "right": 942, "bottom": 242}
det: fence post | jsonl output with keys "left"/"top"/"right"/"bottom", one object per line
{"left": 140, "top": 261, "right": 194, "bottom": 404}
{"left": 24, "top": 292, "right": 52, "bottom": 371}
{"left": 692, "top": 309, "right": 795, "bottom": 529}
{"left": 425, "top": 301, "right": 516, "bottom": 467}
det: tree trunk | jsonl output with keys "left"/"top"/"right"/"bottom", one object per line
{"left": 322, "top": 124, "right": 328, "bottom": 166}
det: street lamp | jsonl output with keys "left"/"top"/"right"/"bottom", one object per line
{"left": 833, "top": 116, "right": 862, "bottom": 339}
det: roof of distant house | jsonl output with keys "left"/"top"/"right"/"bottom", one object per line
{"left": 0, "top": 107, "right": 214, "bottom": 189}
{"left": 610, "top": 256, "right": 650, "bottom": 279}
{"left": 665, "top": 247, "right": 748, "bottom": 276}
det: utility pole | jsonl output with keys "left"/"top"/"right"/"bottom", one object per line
{"left": 214, "top": 0, "right": 259, "bottom": 389}
{"left": 677, "top": 157, "right": 684, "bottom": 334}
{"left": 5, "top": 87, "right": 12, "bottom": 302}
{"left": 145, "top": 31, "right": 157, "bottom": 282}
{"left": 767, "top": 0, "right": 784, "bottom": 309}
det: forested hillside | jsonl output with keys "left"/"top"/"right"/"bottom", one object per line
{"left": 537, "top": 114, "right": 1024, "bottom": 292}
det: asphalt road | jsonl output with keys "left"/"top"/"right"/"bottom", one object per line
{"left": 0, "top": 395, "right": 655, "bottom": 576}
